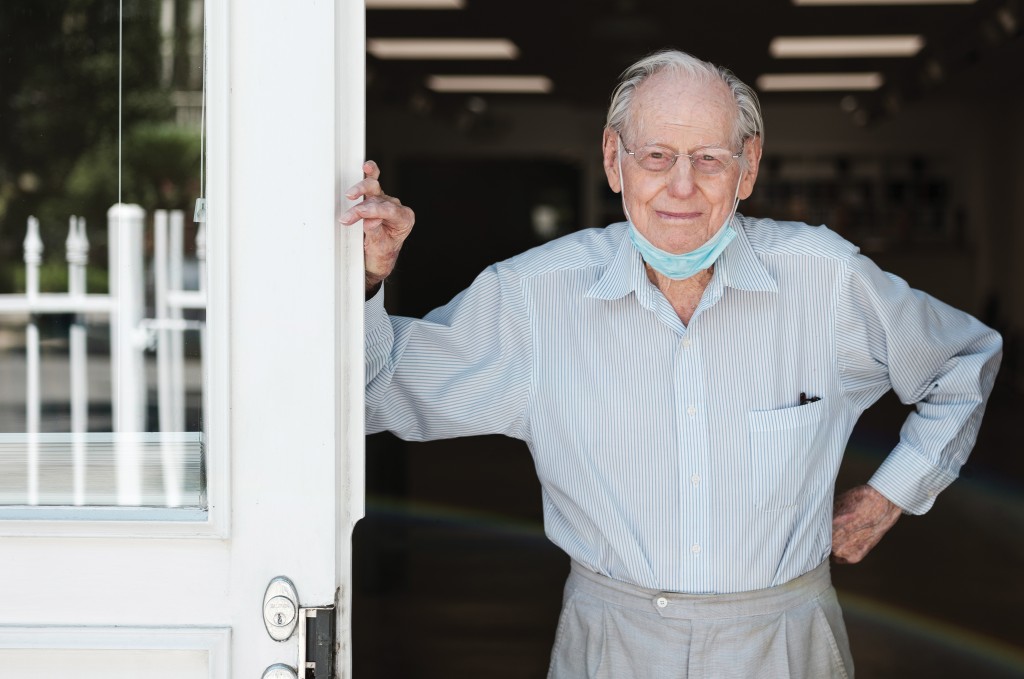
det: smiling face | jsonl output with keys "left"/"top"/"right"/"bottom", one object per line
{"left": 602, "top": 69, "right": 762, "bottom": 254}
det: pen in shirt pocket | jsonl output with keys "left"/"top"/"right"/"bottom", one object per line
{"left": 799, "top": 392, "right": 821, "bottom": 406}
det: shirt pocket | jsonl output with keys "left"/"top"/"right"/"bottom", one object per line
{"left": 747, "top": 399, "right": 826, "bottom": 511}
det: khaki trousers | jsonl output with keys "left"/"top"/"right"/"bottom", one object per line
{"left": 547, "top": 560, "right": 853, "bottom": 679}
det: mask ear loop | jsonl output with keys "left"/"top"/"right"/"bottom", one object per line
{"left": 616, "top": 137, "right": 633, "bottom": 224}
{"left": 727, "top": 169, "right": 743, "bottom": 229}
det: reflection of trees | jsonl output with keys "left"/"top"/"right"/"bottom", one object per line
{"left": 0, "top": 0, "right": 201, "bottom": 292}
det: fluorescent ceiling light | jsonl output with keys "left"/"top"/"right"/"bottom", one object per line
{"left": 757, "top": 72, "right": 885, "bottom": 91}
{"left": 793, "top": 0, "right": 974, "bottom": 5}
{"left": 366, "top": 0, "right": 464, "bottom": 8}
{"left": 426, "top": 75, "right": 553, "bottom": 93}
{"left": 367, "top": 39, "right": 519, "bottom": 60}
{"left": 770, "top": 35, "right": 924, "bottom": 58}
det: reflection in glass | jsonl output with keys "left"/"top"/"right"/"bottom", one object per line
{"left": 0, "top": 433, "right": 204, "bottom": 507}
{"left": 0, "top": 1, "right": 207, "bottom": 510}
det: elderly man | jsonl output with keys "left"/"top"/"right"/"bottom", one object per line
{"left": 342, "top": 50, "right": 1001, "bottom": 678}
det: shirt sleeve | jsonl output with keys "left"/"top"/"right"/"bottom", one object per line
{"left": 836, "top": 253, "right": 1002, "bottom": 515}
{"left": 364, "top": 262, "right": 533, "bottom": 442}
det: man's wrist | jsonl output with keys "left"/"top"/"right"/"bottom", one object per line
{"left": 365, "top": 249, "right": 401, "bottom": 296}
{"left": 365, "top": 272, "right": 386, "bottom": 298}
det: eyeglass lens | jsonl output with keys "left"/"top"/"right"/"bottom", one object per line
{"left": 632, "top": 146, "right": 736, "bottom": 175}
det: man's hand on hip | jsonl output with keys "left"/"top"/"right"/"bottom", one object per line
{"left": 831, "top": 484, "right": 902, "bottom": 564}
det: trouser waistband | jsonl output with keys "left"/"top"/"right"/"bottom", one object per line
{"left": 567, "top": 560, "right": 833, "bottom": 620}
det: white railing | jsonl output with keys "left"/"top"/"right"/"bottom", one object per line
{"left": 0, "top": 204, "right": 206, "bottom": 506}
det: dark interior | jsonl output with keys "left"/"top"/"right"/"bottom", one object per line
{"left": 354, "top": 2, "right": 1024, "bottom": 676}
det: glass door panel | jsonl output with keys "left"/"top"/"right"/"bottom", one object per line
{"left": 0, "top": 0, "right": 211, "bottom": 513}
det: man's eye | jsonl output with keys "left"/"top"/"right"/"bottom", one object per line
{"left": 647, "top": 151, "right": 666, "bottom": 160}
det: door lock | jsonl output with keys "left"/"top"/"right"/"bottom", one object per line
{"left": 264, "top": 576, "right": 336, "bottom": 677}
{"left": 263, "top": 576, "right": 300, "bottom": 641}
{"left": 262, "top": 664, "right": 298, "bottom": 679}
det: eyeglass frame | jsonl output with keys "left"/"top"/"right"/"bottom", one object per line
{"left": 618, "top": 134, "right": 745, "bottom": 176}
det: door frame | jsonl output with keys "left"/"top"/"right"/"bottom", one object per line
{"left": 335, "top": 0, "right": 368, "bottom": 672}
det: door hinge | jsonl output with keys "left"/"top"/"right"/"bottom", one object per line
{"left": 298, "top": 606, "right": 336, "bottom": 679}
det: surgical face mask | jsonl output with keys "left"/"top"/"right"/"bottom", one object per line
{"left": 618, "top": 140, "right": 742, "bottom": 280}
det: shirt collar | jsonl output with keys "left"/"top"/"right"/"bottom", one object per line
{"left": 714, "top": 215, "right": 778, "bottom": 294}
{"left": 585, "top": 223, "right": 648, "bottom": 302}
{"left": 584, "top": 216, "right": 778, "bottom": 302}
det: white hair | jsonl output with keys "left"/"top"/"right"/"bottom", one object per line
{"left": 606, "top": 49, "right": 764, "bottom": 162}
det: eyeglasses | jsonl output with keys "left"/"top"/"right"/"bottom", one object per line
{"left": 621, "top": 138, "right": 743, "bottom": 176}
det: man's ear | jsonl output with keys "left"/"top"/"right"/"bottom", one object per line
{"left": 602, "top": 128, "right": 622, "bottom": 194}
{"left": 738, "top": 135, "right": 762, "bottom": 200}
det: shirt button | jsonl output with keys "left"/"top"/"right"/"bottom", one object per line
{"left": 691, "top": 544, "right": 701, "bottom": 554}
{"left": 691, "top": 473, "right": 701, "bottom": 486}
{"left": 686, "top": 405, "right": 696, "bottom": 417}
{"left": 656, "top": 596, "right": 668, "bottom": 608}
{"left": 682, "top": 337, "right": 692, "bottom": 349}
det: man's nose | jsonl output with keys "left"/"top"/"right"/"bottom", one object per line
{"left": 665, "top": 158, "right": 698, "bottom": 198}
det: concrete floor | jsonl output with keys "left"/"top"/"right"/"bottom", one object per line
{"left": 353, "top": 381, "right": 1024, "bottom": 678}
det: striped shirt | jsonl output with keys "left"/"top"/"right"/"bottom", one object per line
{"left": 365, "top": 216, "right": 1002, "bottom": 594}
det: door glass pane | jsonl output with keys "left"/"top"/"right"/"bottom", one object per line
{"left": 0, "top": 1, "right": 209, "bottom": 511}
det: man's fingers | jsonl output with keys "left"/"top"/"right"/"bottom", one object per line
{"left": 356, "top": 200, "right": 410, "bottom": 225}
{"left": 831, "top": 524, "right": 870, "bottom": 563}
{"left": 339, "top": 199, "right": 413, "bottom": 229}
{"left": 363, "top": 159, "right": 380, "bottom": 180}
{"left": 832, "top": 551, "right": 859, "bottom": 565}
{"left": 832, "top": 531, "right": 877, "bottom": 564}
{"left": 344, "top": 177, "right": 382, "bottom": 202}
{"left": 833, "top": 512, "right": 886, "bottom": 534}
{"left": 339, "top": 202, "right": 381, "bottom": 225}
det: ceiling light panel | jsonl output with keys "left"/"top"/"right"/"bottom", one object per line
{"left": 366, "top": 0, "right": 464, "bottom": 8}
{"left": 770, "top": 35, "right": 924, "bottom": 58}
{"left": 757, "top": 73, "right": 885, "bottom": 91}
{"left": 426, "top": 75, "right": 554, "bottom": 93}
{"left": 368, "top": 39, "right": 519, "bottom": 60}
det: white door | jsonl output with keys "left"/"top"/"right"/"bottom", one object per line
{"left": 0, "top": 1, "right": 366, "bottom": 677}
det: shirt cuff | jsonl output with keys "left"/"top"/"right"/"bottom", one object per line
{"left": 867, "top": 442, "right": 960, "bottom": 515}
{"left": 364, "top": 283, "right": 387, "bottom": 335}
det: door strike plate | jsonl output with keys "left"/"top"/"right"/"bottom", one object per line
{"left": 298, "top": 606, "right": 336, "bottom": 678}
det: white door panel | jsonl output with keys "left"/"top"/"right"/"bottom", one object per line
{"left": 0, "top": 627, "right": 228, "bottom": 679}
{"left": 0, "top": 0, "right": 365, "bottom": 675}
{"left": 0, "top": 651, "right": 209, "bottom": 679}
{"left": 3, "top": 539, "right": 231, "bottom": 625}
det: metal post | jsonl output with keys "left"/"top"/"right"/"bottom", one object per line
{"left": 23, "top": 216, "right": 43, "bottom": 505}
{"left": 155, "top": 210, "right": 172, "bottom": 433}
{"left": 155, "top": 210, "right": 182, "bottom": 506}
{"left": 158, "top": 0, "right": 175, "bottom": 89}
{"left": 170, "top": 210, "right": 186, "bottom": 434}
{"left": 66, "top": 216, "right": 90, "bottom": 505}
{"left": 108, "top": 203, "right": 147, "bottom": 506}
{"left": 188, "top": 0, "right": 204, "bottom": 91}
{"left": 196, "top": 214, "right": 208, "bottom": 441}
